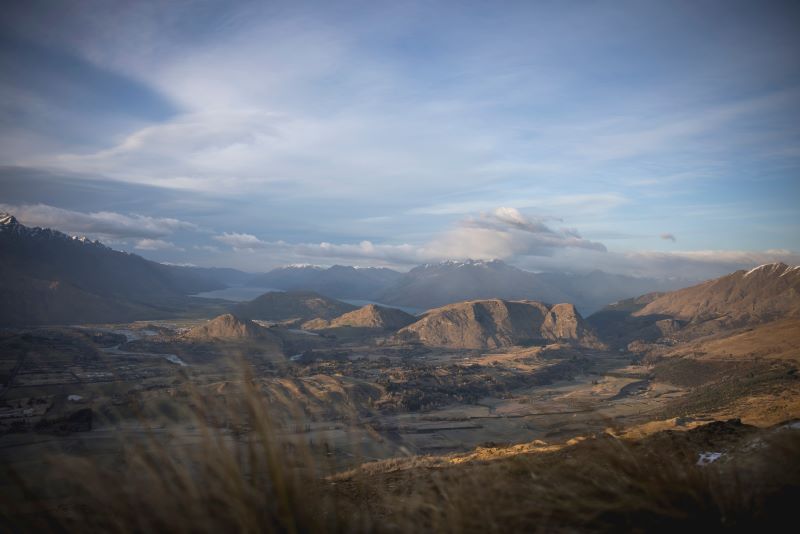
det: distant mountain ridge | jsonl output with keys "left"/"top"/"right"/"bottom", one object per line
{"left": 248, "top": 259, "right": 689, "bottom": 315}
{"left": 379, "top": 260, "right": 687, "bottom": 314}
{"left": 232, "top": 291, "right": 357, "bottom": 322}
{"left": 247, "top": 264, "right": 401, "bottom": 299}
{"left": 0, "top": 213, "right": 234, "bottom": 325}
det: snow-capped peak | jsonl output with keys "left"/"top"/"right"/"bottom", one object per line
{"left": 0, "top": 212, "right": 19, "bottom": 227}
{"left": 284, "top": 263, "right": 324, "bottom": 270}
{"left": 438, "top": 259, "right": 502, "bottom": 268}
{"left": 0, "top": 212, "right": 110, "bottom": 250}
{"left": 743, "top": 263, "right": 790, "bottom": 278}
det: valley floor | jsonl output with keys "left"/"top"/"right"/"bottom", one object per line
{"left": 1, "top": 317, "right": 799, "bottom": 531}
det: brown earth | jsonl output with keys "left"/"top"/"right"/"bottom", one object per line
{"left": 397, "top": 299, "right": 601, "bottom": 349}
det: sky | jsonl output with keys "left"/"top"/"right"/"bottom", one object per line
{"left": 1, "top": 0, "right": 799, "bottom": 279}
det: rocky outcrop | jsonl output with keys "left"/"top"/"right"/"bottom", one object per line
{"left": 184, "top": 314, "right": 275, "bottom": 341}
{"left": 397, "top": 299, "right": 600, "bottom": 349}
{"left": 303, "top": 304, "right": 416, "bottom": 331}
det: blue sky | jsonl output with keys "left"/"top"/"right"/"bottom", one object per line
{"left": 1, "top": 0, "right": 798, "bottom": 278}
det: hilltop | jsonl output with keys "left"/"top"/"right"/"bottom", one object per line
{"left": 635, "top": 263, "right": 800, "bottom": 327}
{"left": 303, "top": 304, "right": 416, "bottom": 331}
{"left": 184, "top": 314, "right": 276, "bottom": 341}
{"left": 589, "top": 262, "right": 800, "bottom": 353}
{"left": 397, "top": 299, "right": 601, "bottom": 349}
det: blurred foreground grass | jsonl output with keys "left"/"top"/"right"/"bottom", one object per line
{"left": 2, "top": 366, "right": 799, "bottom": 533}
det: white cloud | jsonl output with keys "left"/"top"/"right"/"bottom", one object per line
{"left": 134, "top": 239, "right": 181, "bottom": 251}
{"left": 456, "top": 207, "right": 607, "bottom": 254}
{"left": 0, "top": 203, "right": 197, "bottom": 239}
{"left": 211, "top": 207, "right": 606, "bottom": 266}
{"left": 491, "top": 207, "right": 552, "bottom": 232}
{"left": 206, "top": 207, "right": 798, "bottom": 280}
{"left": 213, "top": 232, "right": 271, "bottom": 250}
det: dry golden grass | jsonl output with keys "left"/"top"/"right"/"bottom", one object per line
{"left": 333, "top": 421, "right": 800, "bottom": 533}
{"left": 2, "top": 362, "right": 799, "bottom": 533}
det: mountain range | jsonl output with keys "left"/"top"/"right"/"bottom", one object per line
{"left": 249, "top": 259, "right": 690, "bottom": 314}
{"left": 0, "top": 213, "right": 241, "bottom": 325}
{"left": 4, "top": 212, "right": 791, "bottom": 338}
{"left": 232, "top": 290, "right": 357, "bottom": 323}
{"left": 247, "top": 264, "right": 402, "bottom": 297}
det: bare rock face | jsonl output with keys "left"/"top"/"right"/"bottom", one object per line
{"left": 184, "top": 314, "right": 274, "bottom": 341}
{"left": 655, "top": 318, "right": 682, "bottom": 337}
{"left": 540, "top": 303, "right": 579, "bottom": 339}
{"left": 304, "top": 304, "right": 416, "bottom": 331}
{"left": 301, "top": 318, "right": 331, "bottom": 330}
{"left": 397, "top": 299, "right": 600, "bottom": 349}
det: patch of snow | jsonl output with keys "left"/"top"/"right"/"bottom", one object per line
{"left": 696, "top": 451, "right": 724, "bottom": 466}
{"left": 290, "top": 354, "right": 304, "bottom": 361}
{"left": 780, "top": 265, "right": 800, "bottom": 277}
{"left": 163, "top": 354, "right": 188, "bottom": 367}
{"left": 67, "top": 395, "right": 84, "bottom": 402}
{"left": 287, "top": 328, "right": 319, "bottom": 336}
{"left": 744, "top": 263, "right": 791, "bottom": 278}
{"left": 284, "top": 263, "right": 324, "bottom": 269}
{"left": 744, "top": 264, "right": 771, "bottom": 277}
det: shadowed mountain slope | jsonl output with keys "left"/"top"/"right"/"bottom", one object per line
{"left": 379, "top": 260, "right": 687, "bottom": 314}
{"left": 232, "top": 291, "right": 357, "bottom": 322}
{"left": 247, "top": 264, "right": 402, "bottom": 299}
{"left": 0, "top": 213, "right": 228, "bottom": 325}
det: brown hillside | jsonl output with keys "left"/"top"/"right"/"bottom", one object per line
{"left": 184, "top": 314, "right": 277, "bottom": 341}
{"left": 304, "top": 304, "right": 416, "bottom": 331}
{"left": 635, "top": 263, "right": 800, "bottom": 327}
{"left": 398, "top": 299, "right": 600, "bottom": 349}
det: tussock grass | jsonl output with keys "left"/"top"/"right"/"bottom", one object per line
{"left": 333, "top": 424, "right": 800, "bottom": 533}
{"left": 2, "top": 364, "right": 799, "bottom": 533}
